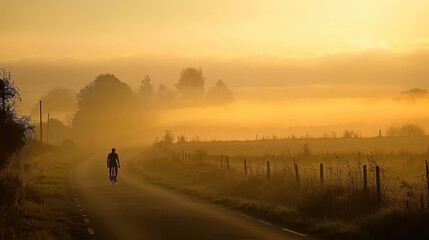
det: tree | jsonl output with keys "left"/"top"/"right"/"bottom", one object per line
{"left": 175, "top": 67, "right": 205, "bottom": 98}
{"left": 155, "top": 84, "right": 176, "bottom": 102}
{"left": 0, "top": 68, "right": 33, "bottom": 167}
{"left": 386, "top": 126, "right": 400, "bottom": 136}
{"left": 400, "top": 124, "right": 425, "bottom": 136}
{"left": 162, "top": 129, "right": 174, "bottom": 144}
{"left": 0, "top": 69, "right": 19, "bottom": 112}
{"left": 206, "top": 79, "right": 233, "bottom": 103}
{"left": 31, "top": 87, "right": 76, "bottom": 115}
{"left": 156, "top": 84, "right": 168, "bottom": 98}
{"left": 44, "top": 118, "right": 71, "bottom": 143}
{"left": 72, "top": 74, "right": 138, "bottom": 145}
{"left": 342, "top": 130, "right": 361, "bottom": 138}
{"left": 139, "top": 75, "right": 154, "bottom": 100}
{"left": 177, "top": 134, "right": 187, "bottom": 143}
{"left": 400, "top": 88, "right": 428, "bottom": 99}
{"left": 386, "top": 124, "right": 425, "bottom": 136}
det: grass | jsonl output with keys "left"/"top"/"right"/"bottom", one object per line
{"left": 129, "top": 137, "right": 429, "bottom": 239}
{"left": 0, "top": 142, "right": 90, "bottom": 240}
{"left": 167, "top": 136, "right": 429, "bottom": 155}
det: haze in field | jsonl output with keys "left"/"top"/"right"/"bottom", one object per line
{"left": 2, "top": 0, "right": 429, "bottom": 143}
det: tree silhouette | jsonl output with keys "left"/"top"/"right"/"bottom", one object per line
{"left": 386, "top": 124, "right": 425, "bottom": 136}
{"left": 31, "top": 87, "right": 76, "bottom": 115}
{"left": 139, "top": 75, "right": 154, "bottom": 101}
{"left": 156, "top": 84, "right": 167, "bottom": 98}
{"left": 45, "top": 118, "right": 71, "bottom": 143}
{"left": 400, "top": 88, "right": 428, "bottom": 99}
{"left": 342, "top": 130, "right": 361, "bottom": 138}
{"left": 175, "top": 67, "right": 205, "bottom": 98}
{"left": 155, "top": 84, "right": 176, "bottom": 102}
{"left": 0, "top": 68, "right": 33, "bottom": 167}
{"left": 72, "top": 74, "right": 138, "bottom": 145}
{"left": 206, "top": 79, "right": 233, "bottom": 103}
{"left": 162, "top": 129, "right": 174, "bottom": 144}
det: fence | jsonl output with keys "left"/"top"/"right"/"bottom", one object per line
{"left": 170, "top": 148, "right": 429, "bottom": 210}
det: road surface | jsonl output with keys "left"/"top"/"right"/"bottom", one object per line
{"left": 70, "top": 151, "right": 317, "bottom": 240}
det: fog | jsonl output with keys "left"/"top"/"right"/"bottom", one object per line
{"left": 156, "top": 97, "right": 429, "bottom": 140}
{"left": 6, "top": 48, "right": 429, "bottom": 109}
{"left": 2, "top": 49, "right": 428, "bottom": 147}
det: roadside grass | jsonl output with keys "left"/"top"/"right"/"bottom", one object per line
{"left": 129, "top": 141, "right": 429, "bottom": 240}
{"left": 0, "top": 142, "right": 90, "bottom": 240}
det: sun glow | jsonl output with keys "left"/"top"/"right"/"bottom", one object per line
{"left": 1, "top": 0, "right": 429, "bottom": 60}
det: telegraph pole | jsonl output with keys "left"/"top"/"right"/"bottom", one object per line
{"left": 0, "top": 79, "right": 5, "bottom": 112}
{"left": 47, "top": 113, "right": 50, "bottom": 144}
{"left": 39, "top": 100, "right": 43, "bottom": 144}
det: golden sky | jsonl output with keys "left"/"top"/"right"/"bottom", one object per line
{"left": 1, "top": 0, "right": 429, "bottom": 60}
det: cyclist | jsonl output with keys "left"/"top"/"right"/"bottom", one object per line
{"left": 107, "top": 148, "right": 120, "bottom": 182}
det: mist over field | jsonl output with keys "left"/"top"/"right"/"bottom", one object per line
{"left": 3, "top": 1, "right": 429, "bottom": 239}
{"left": 3, "top": 49, "right": 429, "bottom": 145}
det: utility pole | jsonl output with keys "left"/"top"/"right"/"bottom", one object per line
{"left": 47, "top": 113, "right": 50, "bottom": 144}
{"left": 39, "top": 100, "right": 43, "bottom": 145}
{"left": 0, "top": 79, "right": 5, "bottom": 112}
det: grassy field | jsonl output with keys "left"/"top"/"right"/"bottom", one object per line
{"left": 130, "top": 136, "right": 429, "bottom": 239}
{"left": 168, "top": 136, "right": 429, "bottom": 155}
{"left": 0, "top": 142, "right": 89, "bottom": 240}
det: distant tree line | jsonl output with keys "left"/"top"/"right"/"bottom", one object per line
{"left": 386, "top": 124, "right": 425, "bottom": 136}
{"left": 139, "top": 67, "right": 233, "bottom": 105}
{"left": 27, "top": 66, "right": 233, "bottom": 145}
{"left": 399, "top": 88, "right": 428, "bottom": 100}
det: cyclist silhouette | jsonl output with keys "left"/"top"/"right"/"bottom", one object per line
{"left": 107, "top": 148, "right": 120, "bottom": 182}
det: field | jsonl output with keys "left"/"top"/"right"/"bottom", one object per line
{"left": 0, "top": 143, "right": 89, "bottom": 240}
{"left": 130, "top": 136, "right": 429, "bottom": 239}
{"left": 168, "top": 136, "right": 429, "bottom": 155}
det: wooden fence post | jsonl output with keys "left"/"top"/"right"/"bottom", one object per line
{"left": 244, "top": 159, "right": 247, "bottom": 176}
{"left": 376, "top": 166, "right": 381, "bottom": 208}
{"left": 267, "top": 161, "right": 271, "bottom": 180}
{"left": 336, "top": 156, "right": 339, "bottom": 186}
{"left": 425, "top": 160, "right": 429, "bottom": 206}
{"left": 220, "top": 154, "right": 223, "bottom": 167}
{"left": 181, "top": 150, "right": 184, "bottom": 160}
{"left": 363, "top": 164, "right": 368, "bottom": 192}
{"left": 226, "top": 156, "right": 230, "bottom": 170}
{"left": 320, "top": 163, "right": 324, "bottom": 185}
{"left": 425, "top": 160, "right": 429, "bottom": 194}
{"left": 294, "top": 163, "right": 300, "bottom": 184}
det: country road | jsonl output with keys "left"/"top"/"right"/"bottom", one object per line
{"left": 70, "top": 150, "right": 317, "bottom": 240}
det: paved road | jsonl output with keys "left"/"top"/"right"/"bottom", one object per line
{"left": 70, "top": 151, "right": 317, "bottom": 240}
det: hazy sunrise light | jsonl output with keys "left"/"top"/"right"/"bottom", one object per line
{"left": 1, "top": 1, "right": 429, "bottom": 240}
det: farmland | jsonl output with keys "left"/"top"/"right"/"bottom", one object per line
{"left": 130, "top": 136, "right": 429, "bottom": 239}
